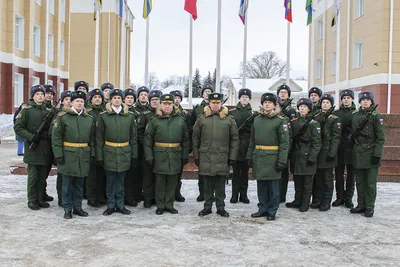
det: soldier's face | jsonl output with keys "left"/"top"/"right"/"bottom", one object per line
{"left": 321, "top": 99, "right": 332, "bottom": 111}
{"left": 278, "top": 89, "right": 289, "bottom": 100}
{"left": 150, "top": 97, "right": 160, "bottom": 109}
{"left": 125, "top": 95, "right": 135, "bottom": 106}
{"left": 210, "top": 101, "right": 222, "bottom": 112}
{"left": 45, "top": 92, "right": 54, "bottom": 102}
{"left": 203, "top": 89, "right": 212, "bottom": 100}
{"left": 91, "top": 95, "right": 103, "bottom": 105}
{"left": 240, "top": 95, "right": 249, "bottom": 106}
{"left": 111, "top": 96, "right": 122, "bottom": 106}
{"left": 139, "top": 92, "right": 148, "bottom": 103}
{"left": 262, "top": 100, "right": 275, "bottom": 113}
{"left": 174, "top": 96, "right": 181, "bottom": 105}
{"left": 309, "top": 93, "right": 320, "bottom": 103}
{"left": 342, "top": 96, "right": 353, "bottom": 107}
{"left": 33, "top": 92, "right": 44, "bottom": 104}
{"left": 72, "top": 98, "right": 85, "bottom": 112}
{"left": 298, "top": 104, "right": 310, "bottom": 116}
{"left": 103, "top": 89, "right": 110, "bottom": 100}
{"left": 360, "top": 99, "right": 372, "bottom": 109}
{"left": 62, "top": 97, "right": 71, "bottom": 107}
{"left": 77, "top": 86, "right": 88, "bottom": 93}
{"left": 161, "top": 102, "right": 173, "bottom": 115}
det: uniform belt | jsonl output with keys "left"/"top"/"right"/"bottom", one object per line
{"left": 154, "top": 142, "right": 181, "bottom": 148}
{"left": 255, "top": 145, "right": 279, "bottom": 150}
{"left": 105, "top": 141, "right": 129, "bottom": 147}
{"left": 63, "top": 142, "right": 88, "bottom": 148}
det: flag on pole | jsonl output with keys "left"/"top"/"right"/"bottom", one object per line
{"left": 331, "top": 0, "right": 342, "bottom": 27}
{"left": 143, "top": 0, "right": 152, "bottom": 19}
{"left": 239, "top": 0, "right": 249, "bottom": 25}
{"left": 119, "top": 0, "right": 123, "bottom": 18}
{"left": 284, "top": 0, "right": 292, "bottom": 23}
{"left": 94, "top": 0, "right": 102, "bottom": 21}
{"left": 184, "top": 0, "right": 197, "bottom": 20}
{"left": 305, "top": 0, "right": 312, "bottom": 25}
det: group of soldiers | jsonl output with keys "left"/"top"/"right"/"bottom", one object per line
{"left": 13, "top": 80, "right": 385, "bottom": 220}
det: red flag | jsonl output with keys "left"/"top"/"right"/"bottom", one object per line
{"left": 184, "top": 0, "right": 197, "bottom": 20}
{"left": 284, "top": 0, "right": 292, "bottom": 23}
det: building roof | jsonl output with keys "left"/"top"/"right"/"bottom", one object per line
{"left": 229, "top": 78, "right": 308, "bottom": 95}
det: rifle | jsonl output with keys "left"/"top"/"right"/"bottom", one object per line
{"left": 292, "top": 111, "right": 320, "bottom": 150}
{"left": 237, "top": 111, "right": 260, "bottom": 132}
{"left": 351, "top": 104, "right": 379, "bottom": 146}
{"left": 280, "top": 98, "right": 293, "bottom": 112}
{"left": 29, "top": 99, "right": 61, "bottom": 149}
{"left": 319, "top": 106, "right": 336, "bottom": 128}
{"left": 222, "top": 97, "right": 229, "bottom": 105}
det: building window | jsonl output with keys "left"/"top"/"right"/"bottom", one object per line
{"left": 34, "top": 0, "right": 41, "bottom": 5}
{"left": 49, "top": 0, "right": 55, "bottom": 15}
{"left": 316, "top": 58, "right": 322, "bottom": 79}
{"left": 354, "top": 0, "right": 364, "bottom": 19}
{"left": 317, "top": 19, "right": 323, "bottom": 41}
{"left": 14, "top": 74, "right": 24, "bottom": 108}
{"left": 353, "top": 42, "right": 363, "bottom": 68}
{"left": 48, "top": 33, "right": 54, "bottom": 62}
{"left": 33, "top": 25, "right": 40, "bottom": 57}
{"left": 47, "top": 80, "right": 53, "bottom": 86}
{"left": 60, "top": 0, "right": 66, "bottom": 22}
{"left": 32, "top": 77, "right": 40, "bottom": 86}
{"left": 59, "top": 40, "right": 65, "bottom": 66}
{"left": 15, "top": 15, "right": 24, "bottom": 50}
{"left": 332, "top": 52, "right": 337, "bottom": 75}
{"left": 59, "top": 82, "right": 64, "bottom": 93}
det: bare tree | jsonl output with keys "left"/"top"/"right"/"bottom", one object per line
{"left": 240, "top": 51, "right": 287, "bottom": 79}
{"left": 148, "top": 72, "right": 160, "bottom": 90}
{"left": 161, "top": 75, "right": 189, "bottom": 89}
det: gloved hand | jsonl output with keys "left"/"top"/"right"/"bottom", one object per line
{"left": 182, "top": 158, "right": 189, "bottom": 166}
{"left": 371, "top": 156, "right": 381, "bottom": 165}
{"left": 131, "top": 158, "right": 138, "bottom": 168}
{"left": 275, "top": 162, "right": 287, "bottom": 172}
{"left": 146, "top": 159, "right": 155, "bottom": 167}
{"left": 247, "top": 159, "right": 252, "bottom": 168}
{"left": 195, "top": 159, "right": 200, "bottom": 167}
{"left": 55, "top": 157, "right": 65, "bottom": 165}
{"left": 326, "top": 155, "right": 335, "bottom": 162}
{"left": 307, "top": 159, "right": 315, "bottom": 165}
{"left": 31, "top": 134, "right": 41, "bottom": 143}
{"left": 228, "top": 160, "right": 236, "bottom": 166}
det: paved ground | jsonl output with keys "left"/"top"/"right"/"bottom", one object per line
{"left": 0, "top": 143, "right": 399, "bottom": 267}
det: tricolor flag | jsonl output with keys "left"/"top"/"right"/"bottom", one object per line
{"left": 94, "top": 0, "right": 102, "bottom": 21}
{"left": 284, "top": 0, "right": 292, "bottom": 23}
{"left": 305, "top": 0, "right": 312, "bottom": 25}
{"left": 239, "top": 0, "right": 249, "bottom": 25}
{"left": 184, "top": 0, "right": 197, "bottom": 20}
{"left": 331, "top": 0, "right": 342, "bottom": 27}
{"left": 143, "top": 0, "right": 152, "bottom": 19}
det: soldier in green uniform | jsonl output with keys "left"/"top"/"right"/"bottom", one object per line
{"left": 43, "top": 84, "right": 56, "bottom": 109}
{"left": 134, "top": 86, "right": 150, "bottom": 114}
{"left": 310, "top": 94, "right": 341, "bottom": 211}
{"left": 96, "top": 88, "right": 138, "bottom": 216}
{"left": 308, "top": 87, "right": 322, "bottom": 116}
{"left": 350, "top": 92, "right": 385, "bottom": 217}
{"left": 100, "top": 82, "right": 114, "bottom": 103}
{"left": 144, "top": 94, "right": 190, "bottom": 215}
{"left": 229, "top": 88, "right": 252, "bottom": 204}
{"left": 14, "top": 85, "right": 55, "bottom": 210}
{"left": 137, "top": 89, "right": 162, "bottom": 208}
{"left": 85, "top": 89, "right": 107, "bottom": 207}
{"left": 247, "top": 93, "right": 289, "bottom": 221}
{"left": 191, "top": 84, "right": 214, "bottom": 202}
{"left": 193, "top": 93, "right": 239, "bottom": 217}
{"left": 52, "top": 91, "right": 94, "bottom": 219}
{"left": 333, "top": 89, "right": 356, "bottom": 208}
{"left": 74, "top": 80, "right": 89, "bottom": 94}
{"left": 286, "top": 98, "right": 322, "bottom": 212}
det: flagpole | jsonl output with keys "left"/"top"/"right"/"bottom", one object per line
{"left": 335, "top": 1, "right": 341, "bottom": 105}
{"left": 242, "top": 5, "right": 248, "bottom": 88}
{"left": 286, "top": 21, "right": 290, "bottom": 85}
{"left": 144, "top": 17, "right": 150, "bottom": 87}
{"left": 188, "top": 15, "right": 193, "bottom": 108}
{"left": 216, "top": 0, "right": 222, "bottom": 93}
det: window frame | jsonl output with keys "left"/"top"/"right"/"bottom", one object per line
{"left": 353, "top": 41, "right": 363, "bottom": 69}
{"left": 14, "top": 14, "right": 24, "bottom": 50}
{"left": 14, "top": 73, "right": 24, "bottom": 108}
{"left": 33, "top": 25, "right": 41, "bottom": 57}
{"left": 354, "top": 0, "right": 364, "bottom": 19}
{"left": 316, "top": 58, "right": 323, "bottom": 80}
{"left": 317, "top": 19, "right": 323, "bottom": 41}
{"left": 49, "top": 0, "right": 55, "bottom": 15}
{"left": 60, "top": 0, "right": 66, "bottom": 22}
{"left": 59, "top": 40, "right": 65, "bottom": 66}
{"left": 48, "top": 33, "right": 54, "bottom": 62}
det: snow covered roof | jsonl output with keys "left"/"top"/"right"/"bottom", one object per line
{"left": 229, "top": 78, "right": 308, "bottom": 95}
{"left": 161, "top": 84, "right": 185, "bottom": 94}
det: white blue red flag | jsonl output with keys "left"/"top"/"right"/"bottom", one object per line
{"left": 239, "top": 0, "right": 249, "bottom": 25}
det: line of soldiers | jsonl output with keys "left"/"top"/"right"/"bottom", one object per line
{"left": 14, "top": 80, "right": 385, "bottom": 220}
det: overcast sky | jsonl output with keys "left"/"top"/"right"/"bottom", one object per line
{"left": 127, "top": 0, "right": 309, "bottom": 84}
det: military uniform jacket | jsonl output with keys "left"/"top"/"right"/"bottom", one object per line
{"left": 137, "top": 107, "right": 156, "bottom": 145}
{"left": 281, "top": 99, "right": 297, "bottom": 120}
{"left": 96, "top": 103, "right": 138, "bottom": 172}
{"left": 352, "top": 105, "right": 385, "bottom": 169}
{"left": 289, "top": 115, "right": 322, "bottom": 175}
{"left": 334, "top": 103, "right": 356, "bottom": 164}
{"left": 310, "top": 103, "right": 321, "bottom": 117}
{"left": 190, "top": 100, "right": 208, "bottom": 129}
{"left": 14, "top": 100, "right": 54, "bottom": 165}
{"left": 246, "top": 107, "right": 290, "bottom": 180}
{"left": 86, "top": 103, "right": 105, "bottom": 122}
{"left": 52, "top": 108, "right": 95, "bottom": 177}
{"left": 144, "top": 107, "right": 190, "bottom": 175}
{"left": 315, "top": 113, "right": 342, "bottom": 169}
{"left": 192, "top": 106, "right": 239, "bottom": 176}
{"left": 229, "top": 102, "right": 253, "bottom": 161}
{"left": 133, "top": 101, "right": 149, "bottom": 114}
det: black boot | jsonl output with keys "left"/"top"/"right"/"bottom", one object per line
{"left": 156, "top": 208, "right": 164, "bottom": 215}
{"left": 175, "top": 194, "right": 185, "bottom": 202}
{"left": 165, "top": 207, "right": 178, "bottom": 214}
{"left": 350, "top": 206, "right": 365, "bottom": 214}
{"left": 364, "top": 208, "right": 374, "bottom": 218}
{"left": 251, "top": 211, "right": 268, "bottom": 218}
{"left": 143, "top": 199, "right": 152, "bottom": 208}
{"left": 266, "top": 214, "right": 276, "bottom": 221}
{"left": 299, "top": 205, "right": 309, "bottom": 212}
{"left": 230, "top": 194, "right": 238, "bottom": 204}
{"left": 42, "top": 193, "right": 54, "bottom": 202}
{"left": 309, "top": 198, "right": 321, "bottom": 209}
{"left": 103, "top": 208, "right": 115, "bottom": 216}
{"left": 239, "top": 195, "right": 250, "bottom": 204}
{"left": 125, "top": 199, "right": 138, "bottom": 207}
{"left": 217, "top": 209, "right": 229, "bottom": 217}
{"left": 319, "top": 203, "right": 331, "bottom": 211}
{"left": 116, "top": 207, "right": 131, "bottom": 215}
{"left": 286, "top": 200, "right": 301, "bottom": 208}
{"left": 73, "top": 209, "right": 89, "bottom": 217}
{"left": 198, "top": 209, "right": 212, "bottom": 217}
{"left": 196, "top": 195, "right": 205, "bottom": 202}
{"left": 38, "top": 201, "right": 50, "bottom": 208}
{"left": 344, "top": 199, "right": 354, "bottom": 209}
{"left": 64, "top": 211, "right": 72, "bottom": 219}
{"left": 28, "top": 201, "right": 39, "bottom": 210}
{"left": 332, "top": 198, "right": 344, "bottom": 207}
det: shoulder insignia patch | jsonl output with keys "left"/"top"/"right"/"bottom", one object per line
{"left": 282, "top": 124, "right": 288, "bottom": 131}
{"left": 58, "top": 111, "right": 66, "bottom": 117}
{"left": 378, "top": 118, "right": 384, "bottom": 125}
{"left": 337, "top": 122, "right": 342, "bottom": 128}
{"left": 316, "top": 127, "right": 321, "bottom": 133}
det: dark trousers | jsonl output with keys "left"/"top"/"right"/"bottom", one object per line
{"left": 232, "top": 161, "right": 249, "bottom": 198}
{"left": 175, "top": 165, "right": 184, "bottom": 197}
{"left": 142, "top": 159, "right": 155, "bottom": 201}
{"left": 62, "top": 175, "right": 84, "bottom": 212}
{"left": 203, "top": 175, "right": 226, "bottom": 210}
{"left": 335, "top": 163, "right": 355, "bottom": 201}
{"left": 124, "top": 164, "right": 141, "bottom": 202}
{"left": 57, "top": 172, "right": 62, "bottom": 203}
{"left": 354, "top": 168, "right": 378, "bottom": 209}
{"left": 313, "top": 168, "right": 334, "bottom": 204}
{"left": 105, "top": 171, "right": 126, "bottom": 209}
{"left": 279, "top": 167, "right": 289, "bottom": 201}
{"left": 27, "top": 164, "right": 48, "bottom": 202}
{"left": 257, "top": 180, "right": 280, "bottom": 216}
{"left": 293, "top": 175, "right": 313, "bottom": 208}
{"left": 155, "top": 174, "right": 178, "bottom": 209}
{"left": 87, "top": 161, "right": 107, "bottom": 202}
{"left": 198, "top": 175, "right": 204, "bottom": 197}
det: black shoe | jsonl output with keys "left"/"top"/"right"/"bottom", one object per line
{"left": 319, "top": 203, "right": 331, "bottom": 211}
{"left": 87, "top": 200, "right": 101, "bottom": 207}
{"left": 279, "top": 198, "right": 286, "bottom": 203}
{"left": 38, "top": 201, "right": 50, "bottom": 208}
{"left": 230, "top": 195, "right": 238, "bottom": 204}
{"left": 240, "top": 197, "right": 250, "bottom": 204}
{"left": 73, "top": 209, "right": 89, "bottom": 217}
{"left": 332, "top": 199, "right": 344, "bottom": 207}
{"left": 42, "top": 194, "right": 54, "bottom": 202}
{"left": 299, "top": 206, "right": 309, "bottom": 212}
{"left": 125, "top": 199, "right": 138, "bottom": 207}
{"left": 103, "top": 208, "right": 115, "bottom": 216}
{"left": 64, "top": 211, "right": 72, "bottom": 219}
{"left": 116, "top": 207, "right": 131, "bottom": 215}
{"left": 175, "top": 194, "right": 186, "bottom": 202}
{"left": 310, "top": 200, "right": 321, "bottom": 209}
{"left": 151, "top": 199, "right": 156, "bottom": 206}
{"left": 251, "top": 211, "right": 269, "bottom": 218}
{"left": 156, "top": 208, "right": 164, "bottom": 215}
{"left": 196, "top": 195, "right": 205, "bottom": 202}
{"left": 143, "top": 200, "right": 152, "bottom": 208}
{"left": 165, "top": 208, "right": 178, "bottom": 214}
{"left": 286, "top": 201, "right": 301, "bottom": 208}
{"left": 267, "top": 214, "right": 276, "bottom": 221}
{"left": 83, "top": 194, "right": 88, "bottom": 200}
{"left": 350, "top": 206, "right": 365, "bottom": 214}
{"left": 28, "top": 201, "right": 39, "bottom": 210}
{"left": 198, "top": 209, "right": 212, "bottom": 217}
{"left": 344, "top": 199, "right": 354, "bottom": 209}
{"left": 217, "top": 209, "right": 229, "bottom": 217}
{"left": 364, "top": 208, "right": 374, "bottom": 218}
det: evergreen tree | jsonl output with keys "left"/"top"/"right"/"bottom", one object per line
{"left": 192, "top": 68, "right": 202, "bottom": 97}
{"left": 212, "top": 68, "right": 217, "bottom": 89}
{"left": 184, "top": 81, "right": 189, "bottom": 97}
{"left": 203, "top": 71, "right": 213, "bottom": 87}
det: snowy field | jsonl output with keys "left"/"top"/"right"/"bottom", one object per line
{"left": 0, "top": 144, "right": 399, "bottom": 266}
{"left": 0, "top": 114, "right": 14, "bottom": 141}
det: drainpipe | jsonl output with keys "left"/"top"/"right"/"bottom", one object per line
{"left": 387, "top": 0, "right": 394, "bottom": 114}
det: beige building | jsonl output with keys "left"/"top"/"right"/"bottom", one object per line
{"left": 308, "top": 0, "right": 400, "bottom": 113}
{"left": 69, "top": 0, "right": 134, "bottom": 90}
{"left": 0, "top": 0, "right": 70, "bottom": 114}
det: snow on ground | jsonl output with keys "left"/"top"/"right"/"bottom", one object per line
{"left": 0, "top": 114, "right": 15, "bottom": 141}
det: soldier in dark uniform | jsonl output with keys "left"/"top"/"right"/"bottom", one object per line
{"left": 74, "top": 80, "right": 89, "bottom": 94}
{"left": 229, "top": 88, "right": 252, "bottom": 204}
{"left": 52, "top": 91, "right": 94, "bottom": 219}
{"left": 100, "top": 82, "right": 114, "bottom": 103}
{"left": 191, "top": 84, "right": 214, "bottom": 202}
{"left": 144, "top": 94, "right": 190, "bottom": 214}
{"left": 137, "top": 89, "right": 162, "bottom": 208}
{"left": 134, "top": 86, "right": 150, "bottom": 114}
{"left": 286, "top": 98, "right": 322, "bottom": 212}
{"left": 333, "top": 89, "right": 356, "bottom": 208}
{"left": 350, "top": 92, "right": 385, "bottom": 217}
{"left": 308, "top": 87, "right": 322, "bottom": 116}
{"left": 193, "top": 93, "right": 239, "bottom": 217}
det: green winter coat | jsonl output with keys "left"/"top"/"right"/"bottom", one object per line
{"left": 14, "top": 99, "right": 54, "bottom": 165}
{"left": 334, "top": 103, "right": 356, "bottom": 164}
{"left": 310, "top": 103, "right": 321, "bottom": 117}
{"left": 290, "top": 115, "right": 322, "bottom": 175}
{"left": 86, "top": 102, "right": 105, "bottom": 122}
{"left": 229, "top": 102, "right": 253, "bottom": 161}
{"left": 281, "top": 99, "right": 297, "bottom": 120}
{"left": 246, "top": 107, "right": 290, "bottom": 180}
{"left": 190, "top": 100, "right": 208, "bottom": 128}
{"left": 52, "top": 108, "right": 95, "bottom": 177}
{"left": 144, "top": 107, "right": 190, "bottom": 175}
{"left": 137, "top": 107, "right": 156, "bottom": 145}
{"left": 192, "top": 106, "right": 239, "bottom": 176}
{"left": 96, "top": 103, "right": 138, "bottom": 172}
{"left": 352, "top": 105, "right": 385, "bottom": 169}
{"left": 133, "top": 101, "right": 149, "bottom": 114}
